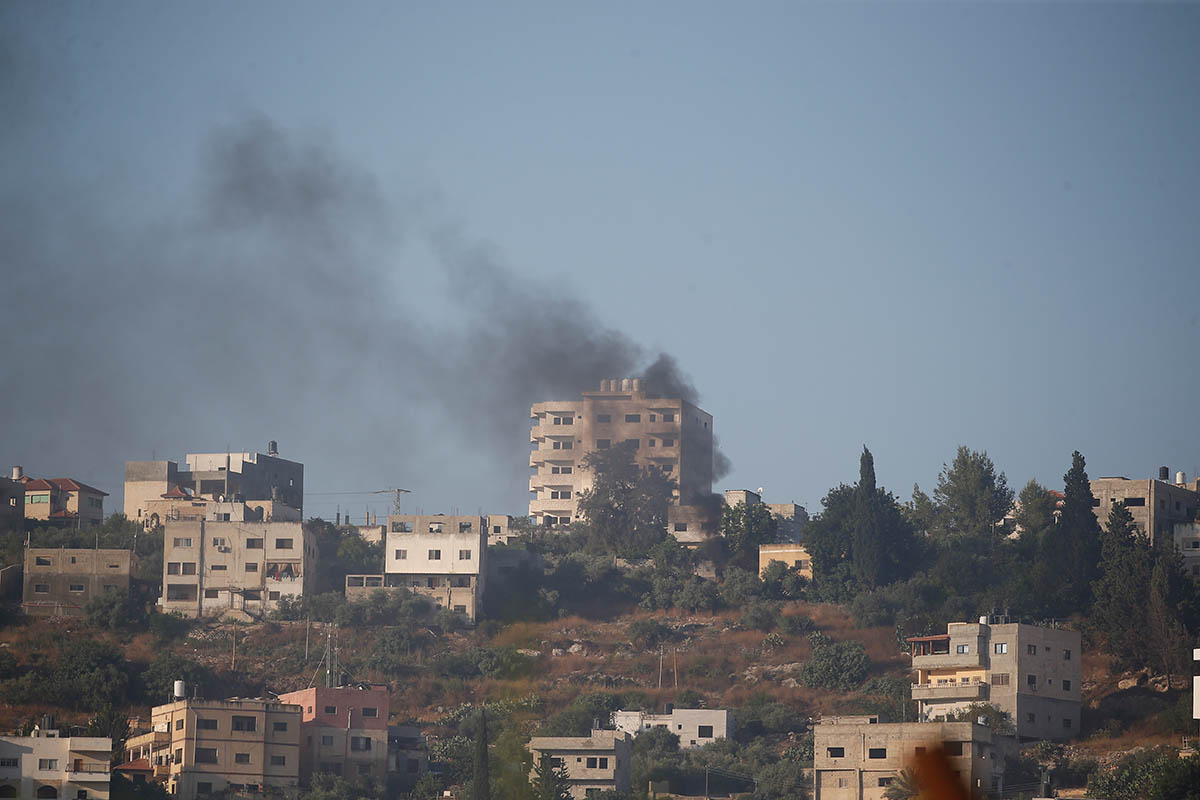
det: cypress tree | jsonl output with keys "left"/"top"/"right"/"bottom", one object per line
{"left": 1039, "top": 451, "right": 1102, "bottom": 615}
{"left": 472, "top": 709, "right": 490, "bottom": 800}
{"left": 852, "top": 447, "right": 887, "bottom": 589}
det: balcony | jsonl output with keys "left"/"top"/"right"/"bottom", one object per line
{"left": 912, "top": 680, "right": 989, "bottom": 702}
{"left": 911, "top": 652, "right": 984, "bottom": 670}
{"left": 67, "top": 764, "right": 112, "bottom": 779}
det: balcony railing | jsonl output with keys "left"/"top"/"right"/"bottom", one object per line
{"left": 911, "top": 651, "right": 984, "bottom": 670}
{"left": 911, "top": 680, "right": 989, "bottom": 701}
{"left": 67, "top": 764, "right": 112, "bottom": 776}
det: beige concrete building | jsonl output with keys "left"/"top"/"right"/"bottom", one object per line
{"left": 121, "top": 729, "right": 172, "bottom": 785}
{"left": 1175, "top": 521, "right": 1200, "bottom": 581}
{"left": 527, "top": 729, "right": 632, "bottom": 800}
{"left": 160, "top": 520, "right": 317, "bottom": 619}
{"left": 612, "top": 708, "right": 732, "bottom": 749}
{"left": 908, "top": 618, "right": 1081, "bottom": 741}
{"left": 125, "top": 443, "right": 303, "bottom": 528}
{"left": 0, "top": 727, "right": 112, "bottom": 800}
{"left": 0, "top": 469, "right": 25, "bottom": 532}
{"left": 382, "top": 515, "right": 488, "bottom": 621}
{"left": 23, "top": 547, "right": 137, "bottom": 617}
{"left": 19, "top": 470, "right": 108, "bottom": 529}
{"left": 151, "top": 697, "right": 301, "bottom": 797}
{"left": 529, "top": 378, "right": 714, "bottom": 527}
{"left": 140, "top": 486, "right": 301, "bottom": 531}
{"left": 277, "top": 685, "right": 389, "bottom": 783}
{"left": 1090, "top": 469, "right": 1200, "bottom": 545}
{"left": 813, "top": 717, "right": 1007, "bottom": 800}
{"left": 758, "top": 543, "right": 812, "bottom": 582}
{"left": 487, "top": 514, "right": 517, "bottom": 545}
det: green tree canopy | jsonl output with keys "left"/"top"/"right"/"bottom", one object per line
{"left": 577, "top": 440, "right": 675, "bottom": 557}
{"left": 722, "top": 502, "right": 779, "bottom": 571}
{"left": 930, "top": 445, "right": 1014, "bottom": 543}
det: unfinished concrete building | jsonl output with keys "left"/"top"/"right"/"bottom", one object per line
{"left": 908, "top": 616, "right": 1081, "bottom": 741}
{"left": 530, "top": 379, "right": 714, "bottom": 530}
{"left": 23, "top": 547, "right": 138, "bottom": 617}
{"left": 125, "top": 442, "right": 303, "bottom": 528}
{"left": 1175, "top": 521, "right": 1200, "bottom": 580}
{"left": 612, "top": 708, "right": 732, "bottom": 749}
{"left": 527, "top": 729, "right": 632, "bottom": 800}
{"left": 1090, "top": 468, "right": 1200, "bottom": 545}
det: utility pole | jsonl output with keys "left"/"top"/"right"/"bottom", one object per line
{"left": 658, "top": 646, "right": 664, "bottom": 689}
{"left": 231, "top": 626, "right": 236, "bottom": 670}
{"left": 673, "top": 649, "right": 678, "bottom": 688}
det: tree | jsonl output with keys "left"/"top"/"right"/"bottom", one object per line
{"left": 1146, "top": 556, "right": 1190, "bottom": 687}
{"left": 722, "top": 502, "right": 779, "bottom": 571}
{"left": 799, "top": 632, "right": 869, "bottom": 691}
{"left": 1014, "top": 479, "right": 1057, "bottom": 539}
{"left": 86, "top": 705, "right": 131, "bottom": 764}
{"left": 577, "top": 441, "right": 675, "bottom": 557}
{"left": 472, "top": 709, "right": 490, "bottom": 800}
{"left": 532, "top": 753, "right": 573, "bottom": 800}
{"left": 852, "top": 447, "right": 887, "bottom": 589}
{"left": 883, "top": 768, "right": 920, "bottom": 800}
{"left": 1037, "top": 452, "right": 1102, "bottom": 615}
{"left": 85, "top": 589, "right": 146, "bottom": 631}
{"left": 930, "top": 446, "right": 1014, "bottom": 544}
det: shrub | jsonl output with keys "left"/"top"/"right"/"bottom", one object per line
{"left": 779, "top": 613, "right": 815, "bottom": 635}
{"left": 740, "top": 600, "right": 781, "bottom": 632}
{"left": 85, "top": 589, "right": 146, "bottom": 631}
{"left": 800, "top": 632, "right": 868, "bottom": 691}
{"left": 629, "top": 619, "right": 672, "bottom": 648}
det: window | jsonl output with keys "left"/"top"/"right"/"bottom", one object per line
{"left": 235, "top": 753, "right": 250, "bottom": 764}
{"left": 661, "top": 438, "right": 675, "bottom": 447}
{"left": 879, "top": 778, "right": 894, "bottom": 787}
{"left": 211, "top": 564, "right": 227, "bottom": 571}
{"left": 943, "top": 741, "right": 964, "bottom": 757}
{"left": 167, "top": 562, "right": 180, "bottom": 575}
{"left": 0, "top": 757, "right": 17, "bottom": 767}
{"left": 325, "top": 705, "right": 337, "bottom": 714}
{"left": 270, "top": 755, "right": 286, "bottom": 766}
{"left": 596, "top": 439, "right": 611, "bottom": 449}
{"left": 1027, "top": 674, "right": 1037, "bottom": 688}
{"left": 914, "top": 747, "right": 926, "bottom": 755}
{"left": 196, "top": 784, "right": 212, "bottom": 796}
{"left": 247, "top": 538, "right": 263, "bottom": 549}
{"left": 245, "top": 563, "right": 258, "bottom": 572}
{"left": 166, "top": 584, "right": 197, "bottom": 601}
{"left": 674, "top": 523, "right": 688, "bottom": 532}
{"left": 173, "top": 537, "right": 193, "bottom": 548}
{"left": 362, "top": 707, "right": 377, "bottom": 718}
{"left": 698, "top": 725, "right": 713, "bottom": 738}
{"left": 1026, "top": 712, "right": 1036, "bottom": 723}
{"left": 395, "top": 549, "right": 407, "bottom": 560}
{"left": 553, "top": 416, "right": 573, "bottom": 425}
{"left": 868, "top": 748, "right": 887, "bottom": 759}
{"left": 596, "top": 414, "right": 611, "bottom": 423}
{"left": 275, "top": 538, "right": 293, "bottom": 549}
{"left": 350, "top": 737, "right": 372, "bottom": 752}
{"left": 586, "top": 757, "right": 597, "bottom": 769}
{"left": 599, "top": 757, "right": 609, "bottom": 769}
{"left": 662, "top": 413, "right": 675, "bottom": 422}
{"left": 244, "top": 589, "right": 262, "bottom": 600}
{"left": 35, "top": 556, "right": 51, "bottom": 566}
{"left": 181, "top": 563, "right": 196, "bottom": 575}
{"left": 1062, "top": 680, "right": 1071, "bottom": 691}
{"left": 1027, "top": 644, "right": 1037, "bottom": 655}
{"left": 175, "top": 749, "right": 182, "bottom": 763}
{"left": 956, "top": 644, "right": 969, "bottom": 654}
{"left": 625, "top": 414, "right": 641, "bottom": 422}
{"left": 429, "top": 522, "right": 443, "bottom": 533}
{"left": 1063, "top": 718, "right": 1073, "bottom": 729}
{"left": 321, "top": 736, "right": 334, "bottom": 746}
{"left": 550, "top": 490, "right": 572, "bottom": 499}
{"left": 648, "top": 439, "right": 656, "bottom": 447}
{"left": 232, "top": 716, "right": 257, "bottom": 732}
{"left": 992, "top": 673, "right": 1010, "bottom": 686}
{"left": 453, "top": 604, "right": 467, "bottom": 613}
{"left": 33, "top": 583, "right": 49, "bottom": 593}
{"left": 68, "top": 583, "right": 85, "bottom": 593}
{"left": 197, "top": 718, "right": 218, "bottom": 730}
{"left": 1125, "top": 497, "right": 1145, "bottom": 506}
{"left": 428, "top": 549, "right": 441, "bottom": 560}
{"left": 993, "top": 642, "right": 1008, "bottom": 654}
{"left": 392, "top": 521, "right": 413, "bottom": 533}
{"left": 38, "top": 759, "right": 59, "bottom": 770}
{"left": 274, "top": 721, "right": 288, "bottom": 731}
{"left": 551, "top": 440, "right": 573, "bottom": 450}
{"left": 624, "top": 438, "right": 639, "bottom": 449}
{"left": 826, "top": 747, "right": 844, "bottom": 758}
{"left": 175, "top": 719, "right": 184, "bottom": 730}
{"left": 195, "top": 748, "right": 218, "bottom": 764}
{"left": 1063, "top": 649, "right": 1071, "bottom": 660}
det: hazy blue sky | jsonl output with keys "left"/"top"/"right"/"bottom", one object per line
{"left": 3, "top": 2, "right": 1198, "bottom": 520}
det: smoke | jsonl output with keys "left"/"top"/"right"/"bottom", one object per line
{"left": 1, "top": 113, "right": 731, "bottom": 508}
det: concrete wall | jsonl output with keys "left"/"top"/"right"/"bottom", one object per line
{"left": 1175, "top": 522, "right": 1200, "bottom": 581}
{"left": 612, "top": 709, "right": 732, "bottom": 748}
{"left": 124, "top": 460, "right": 180, "bottom": 521}
{"left": 758, "top": 544, "right": 812, "bottom": 581}
{"left": 23, "top": 548, "right": 135, "bottom": 617}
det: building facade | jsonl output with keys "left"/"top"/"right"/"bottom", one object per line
{"left": 529, "top": 379, "right": 713, "bottom": 527}
{"left": 1175, "top": 521, "right": 1200, "bottom": 580}
{"left": 725, "top": 489, "right": 808, "bottom": 542}
{"left": 20, "top": 472, "right": 108, "bottom": 529}
{"left": 813, "top": 717, "right": 1007, "bottom": 800}
{"left": 758, "top": 543, "right": 812, "bottom": 582}
{"left": 160, "top": 520, "right": 317, "bottom": 619}
{"left": 1090, "top": 470, "right": 1200, "bottom": 545}
{"left": 277, "top": 685, "right": 389, "bottom": 783}
{"left": 527, "top": 730, "right": 632, "bottom": 800}
{"left": 908, "top": 618, "right": 1081, "bottom": 741}
{"left": 125, "top": 443, "right": 303, "bottom": 527}
{"left": 0, "top": 469, "right": 25, "bottom": 532}
{"left": 151, "top": 697, "right": 301, "bottom": 797}
{"left": 380, "top": 515, "right": 488, "bottom": 621}
{"left": 0, "top": 727, "right": 112, "bottom": 800}
{"left": 23, "top": 547, "right": 137, "bottom": 617}
{"left": 387, "top": 726, "right": 428, "bottom": 785}
{"left": 611, "top": 709, "right": 732, "bottom": 749}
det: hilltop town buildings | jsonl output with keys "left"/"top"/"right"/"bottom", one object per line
{"left": 758, "top": 543, "right": 812, "bottom": 582}
{"left": 908, "top": 617, "right": 1081, "bottom": 741}
{"left": 529, "top": 379, "right": 713, "bottom": 530}
{"left": 125, "top": 443, "right": 303, "bottom": 529}
{"left": 0, "top": 726, "right": 112, "bottom": 800}
{"left": 1089, "top": 468, "right": 1200, "bottom": 545}
{"left": 612, "top": 708, "right": 733, "bottom": 749}
{"left": 1175, "top": 522, "right": 1200, "bottom": 580}
{"left": 159, "top": 520, "right": 317, "bottom": 619}
{"left": 150, "top": 696, "right": 302, "bottom": 797}
{"left": 23, "top": 547, "right": 137, "bottom": 617}
{"left": 527, "top": 729, "right": 632, "bottom": 800}
{"left": 278, "top": 685, "right": 389, "bottom": 782}
{"left": 13, "top": 466, "right": 108, "bottom": 529}
{"left": 381, "top": 514, "right": 487, "bottom": 621}
{"left": 724, "top": 489, "right": 808, "bottom": 542}
{"left": 813, "top": 716, "right": 1007, "bottom": 800}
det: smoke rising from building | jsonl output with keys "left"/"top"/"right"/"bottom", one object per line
{"left": 1, "top": 114, "right": 730, "bottom": 510}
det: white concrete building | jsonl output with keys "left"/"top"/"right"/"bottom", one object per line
{"left": 527, "top": 730, "right": 632, "bottom": 800}
{"left": 384, "top": 515, "right": 488, "bottom": 621}
{"left": 612, "top": 708, "right": 732, "bottom": 749}
{"left": 0, "top": 727, "right": 112, "bottom": 800}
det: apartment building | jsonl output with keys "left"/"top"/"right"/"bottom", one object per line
{"left": 387, "top": 726, "right": 428, "bottom": 784}
{"left": 813, "top": 717, "right": 1007, "bottom": 800}
{"left": 487, "top": 514, "right": 517, "bottom": 545}
{"left": 908, "top": 617, "right": 1081, "bottom": 741}
{"left": 527, "top": 729, "right": 632, "bottom": 800}
{"left": 758, "top": 543, "right": 812, "bottom": 582}
{"left": 1090, "top": 468, "right": 1200, "bottom": 545}
{"left": 725, "top": 489, "right": 808, "bottom": 542}
{"left": 0, "top": 726, "right": 112, "bottom": 800}
{"left": 125, "top": 442, "right": 303, "bottom": 527}
{"left": 120, "top": 728, "right": 171, "bottom": 785}
{"left": 160, "top": 520, "right": 317, "bottom": 619}
{"left": 529, "top": 378, "right": 713, "bottom": 527}
{"left": 277, "top": 685, "right": 389, "bottom": 783}
{"left": 140, "top": 486, "right": 301, "bottom": 531}
{"left": 23, "top": 547, "right": 137, "bottom": 617}
{"left": 1175, "top": 521, "right": 1200, "bottom": 580}
{"left": 612, "top": 708, "right": 732, "bottom": 749}
{"left": 380, "top": 514, "right": 488, "bottom": 621}
{"left": 151, "top": 697, "right": 302, "bottom": 797}
{"left": 0, "top": 469, "right": 24, "bottom": 532}
{"left": 17, "top": 468, "right": 108, "bottom": 529}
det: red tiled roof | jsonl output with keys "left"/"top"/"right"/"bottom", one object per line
{"left": 115, "top": 758, "right": 151, "bottom": 773}
{"left": 161, "top": 485, "right": 191, "bottom": 499}
{"left": 49, "top": 510, "right": 78, "bottom": 519}
{"left": 49, "top": 478, "right": 108, "bottom": 496}
{"left": 23, "top": 479, "right": 55, "bottom": 492}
